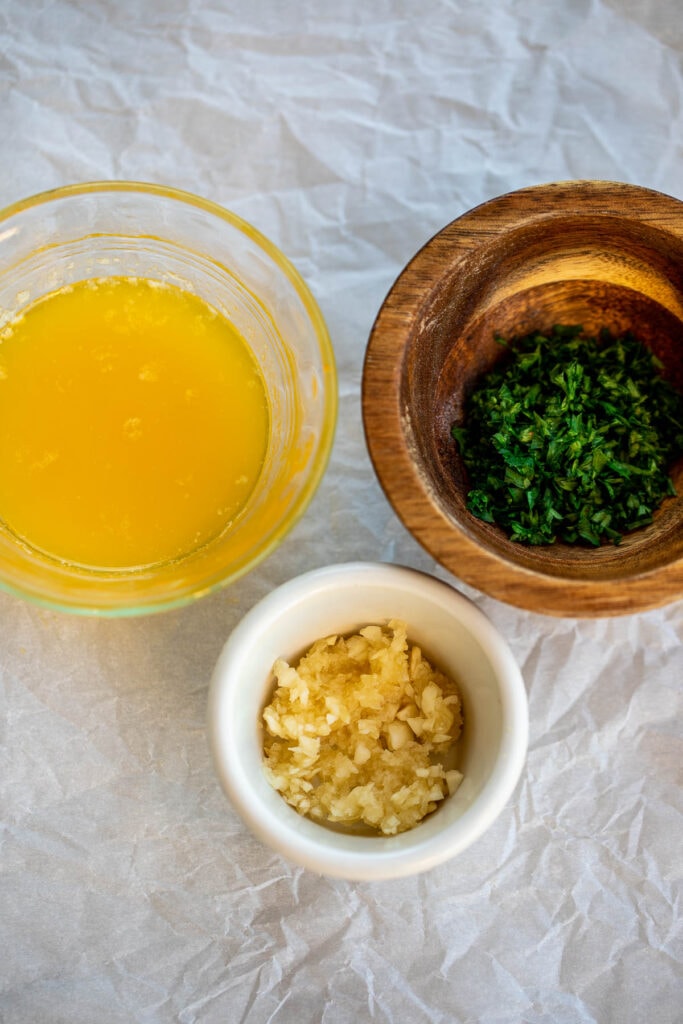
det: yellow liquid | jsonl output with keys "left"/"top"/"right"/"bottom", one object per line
{"left": 0, "top": 277, "right": 270, "bottom": 569}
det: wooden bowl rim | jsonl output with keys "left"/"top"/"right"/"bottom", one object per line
{"left": 362, "top": 180, "right": 683, "bottom": 617}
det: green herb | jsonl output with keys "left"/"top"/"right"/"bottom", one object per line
{"left": 451, "top": 325, "right": 683, "bottom": 545}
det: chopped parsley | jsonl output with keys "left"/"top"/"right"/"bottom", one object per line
{"left": 451, "top": 325, "right": 683, "bottom": 546}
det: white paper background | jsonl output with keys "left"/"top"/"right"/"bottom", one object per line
{"left": 0, "top": 1, "right": 681, "bottom": 1021}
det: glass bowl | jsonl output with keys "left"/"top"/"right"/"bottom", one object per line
{"left": 0, "top": 182, "right": 337, "bottom": 614}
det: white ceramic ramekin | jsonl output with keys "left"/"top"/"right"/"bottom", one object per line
{"left": 208, "top": 562, "right": 528, "bottom": 881}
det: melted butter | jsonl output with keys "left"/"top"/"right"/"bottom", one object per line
{"left": 0, "top": 277, "right": 270, "bottom": 569}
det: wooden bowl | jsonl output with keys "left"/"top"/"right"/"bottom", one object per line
{"left": 362, "top": 181, "right": 683, "bottom": 617}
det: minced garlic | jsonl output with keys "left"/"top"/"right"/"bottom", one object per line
{"left": 262, "top": 620, "right": 464, "bottom": 835}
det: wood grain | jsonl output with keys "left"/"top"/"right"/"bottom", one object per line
{"left": 362, "top": 180, "right": 683, "bottom": 616}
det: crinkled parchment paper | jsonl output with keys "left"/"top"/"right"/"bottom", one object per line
{"left": 0, "top": 1, "right": 681, "bottom": 1021}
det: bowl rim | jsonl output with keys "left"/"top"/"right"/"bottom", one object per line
{"left": 207, "top": 561, "right": 529, "bottom": 880}
{"left": 362, "top": 179, "right": 683, "bottom": 617}
{"left": 0, "top": 180, "right": 338, "bottom": 616}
